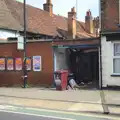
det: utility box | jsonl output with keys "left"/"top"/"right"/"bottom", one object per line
{"left": 54, "top": 70, "right": 68, "bottom": 90}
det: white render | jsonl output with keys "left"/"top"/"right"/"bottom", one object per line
{"left": 0, "top": 29, "right": 20, "bottom": 39}
{"left": 54, "top": 48, "right": 69, "bottom": 71}
{"left": 101, "top": 36, "right": 120, "bottom": 87}
{"left": 119, "top": 0, "right": 120, "bottom": 23}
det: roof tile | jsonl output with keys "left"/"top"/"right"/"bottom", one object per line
{"left": 1, "top": 0, "right": 94, "bottom": 38}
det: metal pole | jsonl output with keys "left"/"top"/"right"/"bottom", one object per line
{"left": 76, "top": 0, "right": 78, "bottom": 20}
{"left": 23, "top": 0, "right": 27, "bottom": 88}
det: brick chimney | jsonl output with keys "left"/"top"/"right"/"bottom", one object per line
{"left": 93, "top": 16, "right": 99, "bottom": 36}
{"left": 85, "top": 10, "right": 94, "bottom": 34}
{"left": 67, "top": 7, "right": 76, "bottom": 39}
{"left": 43, "top": 0, "right": 53, "bottom": 16}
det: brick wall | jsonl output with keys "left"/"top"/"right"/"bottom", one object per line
{"left": 0, "top": 41, "right": 54, "bottom": 87}
{"left": 101, "top": 0, "right": 119, "bottom": 31}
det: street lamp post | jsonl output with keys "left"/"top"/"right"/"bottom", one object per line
{"left": 23, "top": 0, "right": 27, "bottom": 88}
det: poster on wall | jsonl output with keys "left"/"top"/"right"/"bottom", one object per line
{"left": 0, "top": 58, "right": 5, "bottom": 71}
{"left": 15, "top": 58, "right": 22, "bottom": 71}
{"left": 7, "top": 58, "right": 14, "bottom": 70}
{"left": 26, "top": 57, "right": 31, "bottom": 71}
{"left": 33, "top": 56, "right": 41, "bottom": 71}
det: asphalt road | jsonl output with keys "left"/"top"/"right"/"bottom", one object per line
{"left": 0, "top": 111, "right": 64, "bottom": 120}
{"left": 0, "top": 104, "right": 118, "bottom": 120}
{"left": 0, "top": 111, "right": 114, "bottom": 120}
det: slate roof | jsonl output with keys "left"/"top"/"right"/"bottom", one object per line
{"left": 0, "top": 0, "right": 94, "bottom": 38}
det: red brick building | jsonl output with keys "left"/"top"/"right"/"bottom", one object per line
{"left": 0, "top": 0, "right": 99, "bottom": 87}
{"left": 101, "top": 0, "right": 119, "bottom": 31}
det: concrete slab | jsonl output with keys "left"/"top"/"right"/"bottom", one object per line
{"left": 68, "top": 103, "right": 103, "bottom": 113}
{"left": 0, "top": 96, "right": 103, "bottom": 114}
{"left": 0, "top": 88, "right": 120, "bottom": 116}
{"left": 103, "top": 90, "right": 120, "bottom": 105}
{"left": 108, "top": 106, "right": 120, "bottom": 115}
{"left": 0, "top": 88, "right": 101, "bottom": 104}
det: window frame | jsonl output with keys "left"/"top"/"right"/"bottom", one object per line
{"left": 119, "top": 0, "right": 120, "bottom": 24}
{"left": 113, "top": 43, "right": 120, "bottom": 75}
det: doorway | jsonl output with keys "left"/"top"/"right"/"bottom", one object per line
{"left": 54, "top": 47, "right": 99, "bottom": 89}
{"left": 67, "top": 48, "right": 99, "bottom": 89}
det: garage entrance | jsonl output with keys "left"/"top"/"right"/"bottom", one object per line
{"left": 54, "top": 45, "right": 99, "bottom": 89}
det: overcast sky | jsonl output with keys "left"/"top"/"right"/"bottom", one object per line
{"left": 24, "top": 0, "right": 99, "bottom": 22}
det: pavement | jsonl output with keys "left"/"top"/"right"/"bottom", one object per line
{"left": 0, "top": 87, "right": 119, "bottom": 116}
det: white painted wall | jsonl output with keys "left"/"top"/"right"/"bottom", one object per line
{"left": 54, "top": 48, "right": 69, "bottom": 71}
{"left": 101, "top": 36, "right": 120, "bottom": 87}
{"left": 0, "top": 29, "right": 20, "bottom": 39}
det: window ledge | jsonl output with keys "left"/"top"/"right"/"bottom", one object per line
{"left": 111, "top": 74, "right": 120, "bottom": 77}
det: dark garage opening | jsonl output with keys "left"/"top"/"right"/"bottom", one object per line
{"left": 67, "top": 48, "right": 99, "bottom": 89}
{"left": 54, "top": 44, "right": 99, "bottom": 89}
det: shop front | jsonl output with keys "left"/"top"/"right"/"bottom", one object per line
{"left": 53, "top": 38, "right": 100, "bottom": 89}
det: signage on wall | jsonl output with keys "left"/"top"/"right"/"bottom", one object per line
{"left": 26, "top": 57, "right": 31, "bottom": 71}
{"left": 15, "top": 58, "right": 22, "bottom": 71}
{"left": 0, "top": 58, "right": 5, "bottom": 70}
{"left": 17, "top": 36, "right": 24, "bottom": 50}
{"left": 7, "top": 58, "right": 14, "bottom": 70}
{"left": 33, "top": 56, "right": 41, "bottom": 71}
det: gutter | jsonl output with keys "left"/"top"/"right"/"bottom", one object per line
{"left": 101, "top": 31, "right": 120, "bottom": 36}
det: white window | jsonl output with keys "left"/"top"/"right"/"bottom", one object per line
{"left": 113, "top": 43, "right": 120, "bottom": 74}
{"left": 119, "top": 0, "right": 120, "bottom": 23}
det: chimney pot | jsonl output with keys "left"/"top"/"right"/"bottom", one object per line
{"left": 86, "top": 9, "right": 92, "bottom": 16}
{"left": 47, "top": 0, "right": 52, "bottom": 4}
{"left": 85, "top": 10, "right": 93, "bottom": 34}
{"left": 43, "top": 0, "right": 53, "bottom": 16}
{"left": 71, "top": 7, "right": 76, "bottom": 12}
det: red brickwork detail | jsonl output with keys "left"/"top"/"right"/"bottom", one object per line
{"left": 101, "top": 0, "right": 119, "bottom": 31}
